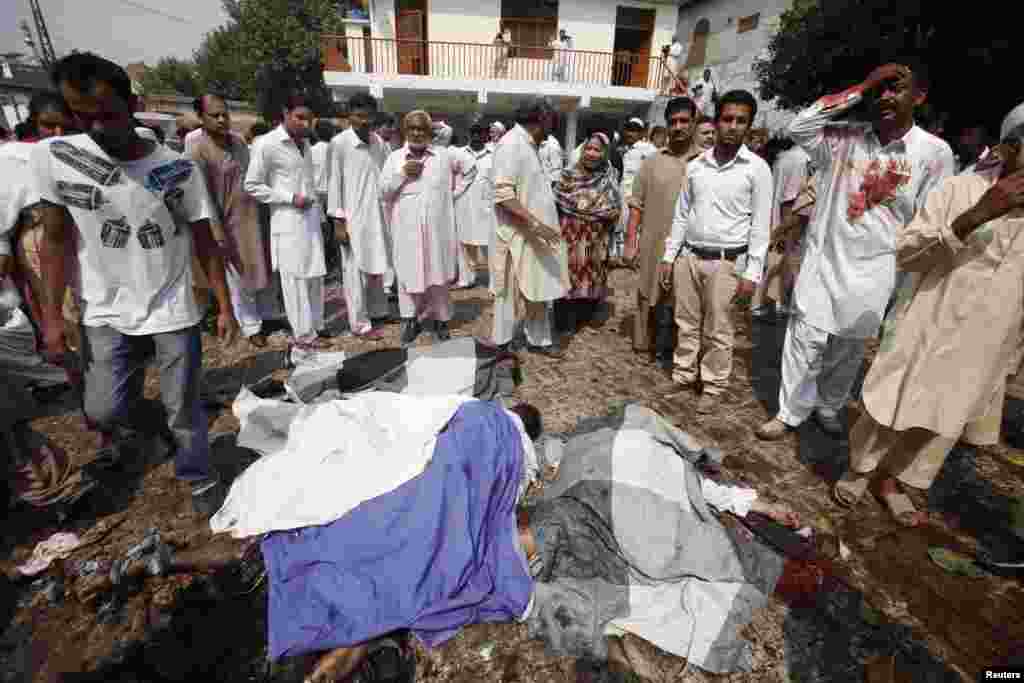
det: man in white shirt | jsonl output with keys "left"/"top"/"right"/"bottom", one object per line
{"left": 615, "top": 117, "right": 657, "bottom": 261}
{"left": 327, "top": 93, "right": 393, "bottom": 339}
{"left": 692, "top": 69, "right": 717, "bottom": 119}
{"left": 31, "top": 52, "right": 238, "bottom": 515}
{"left": 756, "top": 62, "right": 955, "bottom": 440}
{"left": 311, "top": 120, "right": 335, "bottom": 206}
{"left": 538, "top": 133, "right": 563, "bottom": 186}
{"left": 659, "top": 90, "right": 772, "bottom": 415}
{"left": 491, "top": 98, "right": 569, "bottom": 357}
{"left": 245, "top": 94, "right": 329, "bottom": 349}
{"left": 454, "top": 121, "right": 495, "bottom": 289}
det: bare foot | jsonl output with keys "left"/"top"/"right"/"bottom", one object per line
{"left": 306, "top": 645, "right": 368, "bottom": 683}
{"left": 871, "top": 477, "right": 927, "bottom": 527}
{"left": 750, "top": 499, "right": 801, "bottom": 528}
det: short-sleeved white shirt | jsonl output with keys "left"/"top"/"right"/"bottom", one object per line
{"left": 31, "top": 134, "right": 212, "bottom": 335}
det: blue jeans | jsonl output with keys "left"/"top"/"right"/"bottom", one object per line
{"left": 80, "top": 324, "right": 210, "bottom": 481}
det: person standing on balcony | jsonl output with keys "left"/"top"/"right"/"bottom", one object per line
{"left": 187, "top": 94, "right": 279, "bottom": 348}
{"left": 326, "top": 93, "right": 392, "bottom": 340}
{"left": 692, "top": 69, "right": 718, "bottom": 120}
{"left": 381, "top": 111, "right": 476, "bottom": 347}
{"left": 612, "top": 118, "right": 657, "bottom": 265}
{"left": 245, "top": 93, "right": 330, "bottom": 349}
{"left": 493, "top": 29, "right": 511, "bottom": 79}
{"left": 624, "top": 97, "right": 700, "bottom": 367}
{"left": 755, "top": 62, "right": 955, "bottom": 442}
{"left": 658, "top": 90, "right": 773, "bottom": 415}
{"left": 454, "top": 121, "right": 495, "bottom": 290}
{"left": 491, "top": 97, "right": 569, "bottom": 357}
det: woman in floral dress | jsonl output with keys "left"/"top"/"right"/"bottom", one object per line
{"left": 552, "top": 132, "right": 622, "bottom": 333}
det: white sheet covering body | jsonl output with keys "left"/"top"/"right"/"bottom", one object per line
{"left": 212, "top": 391, "right": 538, "bottom": 538}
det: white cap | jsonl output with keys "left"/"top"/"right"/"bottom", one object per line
{"left": 626, "top": 117, "right": 645, "bottom": 128}
{"left": 1001, "top": 101, "right": 1024, "bottom": 142}
{"left": 135, "top": 127, "right": 158, "bottom": 142}
{"left": 490, "top": 121, "right": 506, "bottom": 133}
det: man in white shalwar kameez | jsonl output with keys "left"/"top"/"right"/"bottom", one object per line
{"left": 491, "top": 98, "right": 570, "bottom": 356}
{"left": 833, "top": 103, "right": 1024, "bottom": 526}
{"left": 754, "top": 62, "right": 955, "bottom": 440}
{"left": 326, "top": 93, "right": 391, "bottom": 339}
{"left": 244, "top": 95, "right": 329, "bottom": 348}
{"left": 380, "top": 111, "right": 476, "bottom": 347}
{"left": 453, "top": 121, "right": 495, "bottom": 289}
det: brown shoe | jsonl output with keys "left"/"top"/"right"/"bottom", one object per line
{"left": 756, "top": 417, "right": 791, "bottom": 441}
{"left": 695, "top": 394, "right": 717, "bottom": 415}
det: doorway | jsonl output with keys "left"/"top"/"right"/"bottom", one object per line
{"left": 396, "top": 0, "right": 428, "bottom": 75}
{"left": 612, "top": 6, "right": 655, "bottom": 88}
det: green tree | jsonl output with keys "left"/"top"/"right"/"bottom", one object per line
{"left": 139, "top": 57, "right": 199, "bottom": 97}
{"left": 754, "top": 1, "right": 1015, "bottom": 135}
{"left": 235, "top": 0, "right": 345, "bottom": 121}
{"left": 194, "top": 23, "right": 251, "bottom": 101}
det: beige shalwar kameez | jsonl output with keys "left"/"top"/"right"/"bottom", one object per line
{"left": 850, "top": 169, "right": 1024, "bottom": 489}
{"left": 490, "top": 124, "right": 570, "bottom": 346}
{"left": 629, "top": 148, "right": 695, "bottom": 352}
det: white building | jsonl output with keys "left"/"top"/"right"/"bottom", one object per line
{"left": 323, "top": 0, "right": 680, "bottom": 147}
{"left": 670, "top": 0, "right": 795, "bottom": 133}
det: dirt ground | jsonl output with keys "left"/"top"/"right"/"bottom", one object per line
{"left": 2, "top": 267, "right": 1022, "bottom": 683}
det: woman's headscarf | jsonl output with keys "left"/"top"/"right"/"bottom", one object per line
{"left": 553, "top": 133, "right": 622, "bottom": 223}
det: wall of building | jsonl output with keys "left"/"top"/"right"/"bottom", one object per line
{"left": 674, "top": 0, "right": 794, "bottom": 132}
{"left": 559, "top": 0, "right": 677, "bottom": 54}
{"left": 427, "top": 0, "right": 502, "bottom": 45}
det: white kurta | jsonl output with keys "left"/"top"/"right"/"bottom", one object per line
{"left": 455, "top": 147, "right": 495, "bottom": 247}
{"left": 492, "top": 124, "right": 570, "bottom": 303}
{"left": 380, "top": 145, "right": 473, "bottom": 293}
{"left": 787, "top": 87, "right": 955, "bottom": 339}
{"left": 243, "top": 125, "right": 325, "bottom": 278}
{"left": 325, "top": 128, "right": 391, "bottom": 275}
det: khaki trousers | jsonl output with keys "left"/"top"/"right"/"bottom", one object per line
{"left": 671, "top": 252, "right": 739, "bottom": 395}
{"left": 849, "top": 381, "right": 1004, "bottom": 490}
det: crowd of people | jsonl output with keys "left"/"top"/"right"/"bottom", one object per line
{"left": 2, "top": 46, "right": 1024, "bottom": 680}
{"left": 1, "top": 49, "right": 1022, "bottom": 528}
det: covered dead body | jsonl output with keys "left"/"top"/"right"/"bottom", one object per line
{"left": 199, "top": 395, "right": 818, "bottom": 682}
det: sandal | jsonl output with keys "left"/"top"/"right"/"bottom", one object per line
{"left": 833, "top": 471, "right": 870, "bottom": 508}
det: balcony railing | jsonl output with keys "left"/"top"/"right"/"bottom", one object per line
{"left": 322, "top": 35, "right": 667, "bottom": 91}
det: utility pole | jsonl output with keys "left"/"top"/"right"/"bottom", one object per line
{"left": 27, "top": 0, "right": 56, "bottom": 68}
{"left": 20, "top": 20, "right": 44, "bottom": 66}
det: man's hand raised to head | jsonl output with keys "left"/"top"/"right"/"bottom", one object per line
{"left": 862, "top": 64, "right": 912, "bottom": 95}
{"left": 973, "top": 169, "right": 1024, "bottom": 225}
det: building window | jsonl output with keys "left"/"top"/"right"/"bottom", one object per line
{"left": 737, "top": 13, "right": 759, "bottom": 33}
{"left": 501, "top": 0, "right": 558, "bottom": 60}
{"left": 685, "top": 18, "right": 710, "bottom": 68}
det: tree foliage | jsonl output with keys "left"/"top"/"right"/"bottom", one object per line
{"left": 194, "top": 23, "right": 251, "bottom": 101}
{"left": 141, "top": 0, "right": 343, "bottom": 118}
{"left": 234, "top": 0, "right": 345, "bottom": 120}
{"left": 140, "top": 57, "right": 199, "bottom": 98}
{"left": 754, "top": 0, "right": 1015, "bottom": 135}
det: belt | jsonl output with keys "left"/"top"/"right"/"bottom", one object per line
{"left": 685, "top": 243, "right": 748, "bottom": 261}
